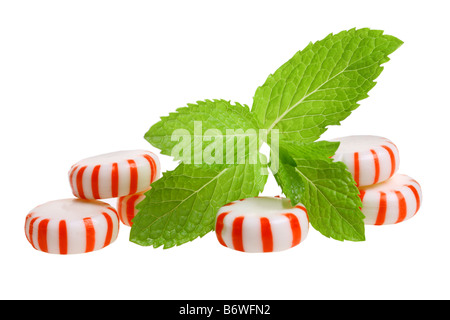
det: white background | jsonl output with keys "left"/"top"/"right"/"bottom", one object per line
{"left": 1, "top": 0, "right": 449, "bottom": 300}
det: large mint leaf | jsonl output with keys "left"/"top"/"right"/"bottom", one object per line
{"left": 273, "top": 141, "right": 365, "bottom": 241}
{"left": 130, "top": 158, "right": 268, "bottom": 249}
{"left": 145, "top": 99, "right": 260, "bottom": 164}
{"left": 252, "top": 28, "right": 403, "bottom": 143}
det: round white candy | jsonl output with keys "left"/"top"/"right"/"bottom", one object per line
{"left": 25, "top": 199, "right": 120, "bottom": 254}
{"left": 68, "top": 150, "right": 160, "bottom": 199}
{"left": 331, "top": 135, "right": 399, "bottom": 187}
{"left": 359, "top": 174, "right": 422, "bottom": 225}
{"left": 215, "top": 197, "right": 309, "bottom": 253}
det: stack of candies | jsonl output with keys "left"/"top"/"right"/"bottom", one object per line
{"left": 330, "top": 135, "right": 422, "bottom": 225}
{"left": 213, "top": 135, "right": 422, "bottom": 253}
{"left": 24, "top": 150, "right": 160, "bottom": 254}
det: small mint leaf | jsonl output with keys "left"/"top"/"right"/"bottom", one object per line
{"left": 273, "top": 141, "right": 365, "bottom": 241}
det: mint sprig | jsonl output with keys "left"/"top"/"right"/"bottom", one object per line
{"left": 130, "top": 28, "right": 402, "bottom": 248}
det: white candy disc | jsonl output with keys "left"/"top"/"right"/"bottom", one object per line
{"left": 25, "top": 199, "right": 120, "bottom": 254}
{"left": 68, "top": 150, "right": 160, "bottom": 199}
{"left": 117, "top": 189, "right": 149, "bottom": 226}
{"left": 359, "top": 174, "right": 422, "bottom": 225}
{"left": 331, "top": 135, "right": 399, "bottom": 187}
{"left": 215, "top": 197, "right": 309, "bottom": 253}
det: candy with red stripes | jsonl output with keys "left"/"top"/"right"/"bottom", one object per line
{"left": 331, "top": 135, "right": 399, "bottom": 187}
{"left": 359, "top": 174, "right": 422, "bottom": 225}
{"left": 215, "top": 197, "right": 309, "bottom": 253}
{"left": 25, "top": 198, "right": 120, "bottom": 254}
{"left": 69, "top": 150, "right": 160, "bottom": 199}
{"left": 117, "top": 188, "right": 149, "bottom": 226}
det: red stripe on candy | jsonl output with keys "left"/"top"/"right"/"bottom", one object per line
{"left": 381, "top": 145, "right": 396, "bottom": 178}
{"left": 283, "top": 213, "right": 301, "bottom": 247}
{"left": 232, "top": 216, "right": 245, "bottom": 252}
{"left": 395, "top": 191, "right": 407, "bottom": 223}
{"left": 375, "top": 192, "right": 387, "bottom": 225}
{"left": 126, "top": 194, "right": 141, "bottom": 226}
{"left": 117, "top": 198, "right": 123, "bottom": 221}
{"left": 102, "top": 212, "right": 113, "bottom": 247}
{"left": 358, "top": 189, "right": 366, "bottom": 210}
{"left": 38, "top": 219, "right": 50, "bottom": 253}
{"left": 354, "top": 152, "right": 360, "bottom": 186}
{"left": 76, "top": 166, "right": 87, "bottom": 199}
{"left": 128, "top": 159, "right": 138, "bottom": 195}
{"left": 407, "top": 184, "right": 421, "bottom": 214}
{"left": 295, "top": 205, "right": 309, "bottom": 223}
{"left": 58, "top": 220, "right": 68, "bottom": 254}
{"left": 69, "top": 166, "right": 78, "bottom": 195}
{"left": 359, "top": 189, "right": 366, "bottom": 201}
{"left": 260, "top": 217, "right": 273, "bottom": 252}
{"left": 370, "top": 149, "right": 380, "bottom": 184}
{"left": 111, "top": 163, "right": 119, "bottom": 198}
{"left": 143, "top": 154, "right": 157, "bottom": 183}
{"left": 91, "top": 165, "right": 101, "bottom": 199}
{"left": 83, "top": 217, "right": 96, "bottom": 252}
{"left": 215, "top": 212, "right": 229, "bottom": 247}
{"left": 108, "top": 206, "right": 119, "bottom": 219}
{"left": 28, "top": 217, "right": 39, "bottom": 249}
{"left": 25, "top": 213, "right": 32, "bottom": 243}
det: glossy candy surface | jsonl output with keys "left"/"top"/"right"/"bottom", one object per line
{"left": 25, "top": 198, "right": 119, "bottom": 254}
{"left": 215, "top": 197, "right": 309, "bottom": 253}
{"left": 117, "top": 189, "right": 149, "bottom": 226}
{"left": 359, "top": 174, "right": 422, "bottom": 225}
{"left": 69, "top": 150, "right": 160, "bottom": 199}
{"left": 331, "top": 135, "right": 399, "bottom": 187}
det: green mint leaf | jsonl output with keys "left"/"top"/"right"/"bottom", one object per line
{"left": 252, "top": 28, "right": 403, "bottom": 143}
{"left": 271, "top": 140, "right": 340, "bottom": 205}
{"left": 282, "top": 139, "right": 341, "bottom": 159}
{"left": 272, "top": 156, "right": 304, "bottom": 206}
{"left": 273, "top": 141, "right": 365, "bottom": 241}
{"left": 145, "top": 99, "right": 260, "bottom": 164}
{"left": 129, "top": 158, "right": 268, "bottom": 249}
